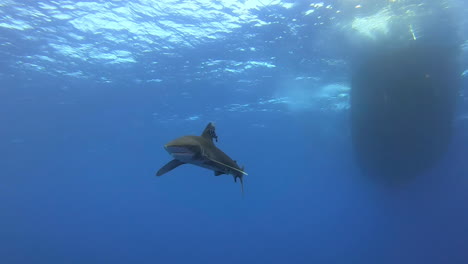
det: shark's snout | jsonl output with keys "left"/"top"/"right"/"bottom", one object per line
{"left": 164, "top": 144, "right": 199, "bottom": 163}
{"left": 165, "top": 145, "right": 193, "bottom": 155}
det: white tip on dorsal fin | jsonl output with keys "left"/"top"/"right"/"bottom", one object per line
{"left": 201, "top": 122, "right": 218, "bottom": 142}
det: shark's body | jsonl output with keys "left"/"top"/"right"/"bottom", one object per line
{"left": 156, "top": 123, "right": 247, "bottom": 193}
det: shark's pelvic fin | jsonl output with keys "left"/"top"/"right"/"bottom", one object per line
{"left": 156, "top": 159, "right": 185, "bottom": 176}
{"left": 201, "top": 122, "right": 218, "bottom": 142}
{"left": 207, "top": 157, "right": 248, "bottom": 175}
{"left": 214, "top": 171, "right": 224, "bottom": 176}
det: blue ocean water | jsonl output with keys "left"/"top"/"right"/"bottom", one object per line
{"left": 1, "top": 0, "right": 468, "bottom": 263}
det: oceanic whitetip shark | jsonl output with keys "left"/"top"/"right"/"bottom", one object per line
{"left": 156, "top": 122, "right": 248, "bottom": 193}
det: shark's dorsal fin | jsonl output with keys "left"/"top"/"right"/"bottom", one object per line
{"left": 201, "top": 122, "right": 218, "bottom": 142}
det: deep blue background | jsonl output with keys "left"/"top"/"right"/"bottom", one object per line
{"left": 1, "top": 1, "right": 468, "bottom": 263}
{"left": 2, "top": 75, "right": 468, "bottom": 264}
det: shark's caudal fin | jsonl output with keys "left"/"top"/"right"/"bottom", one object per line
{"left": 240, "top": 176, "right": 244, "bottom": 196}
{"left": 156, "top": 159, "right": 185, "bottom": 176}
{"left": 240, "top": 165, "right": 245, "bottom": 196}
{"left": 201, "top": 122, "right": 218, "bottom": 142}
{"left": 235, "top": 165, "right": 246, "bottom": 196}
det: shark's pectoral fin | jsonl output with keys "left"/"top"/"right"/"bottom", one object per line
{"left": 214, "top": 171, "right": 224, "bottom": 176}
{"left": 156, "top": 159, "right": 185, "bottom": 176}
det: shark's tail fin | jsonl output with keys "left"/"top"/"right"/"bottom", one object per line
{"left": 240, "top": 176, "right": 244, "bottom": 197}
{"left": 235, "top": 165, "right": 245, "bottom": 196}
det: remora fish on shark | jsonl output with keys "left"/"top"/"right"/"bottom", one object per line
{"left": 156, "top": 122, "right": 248, "bottom": 193}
